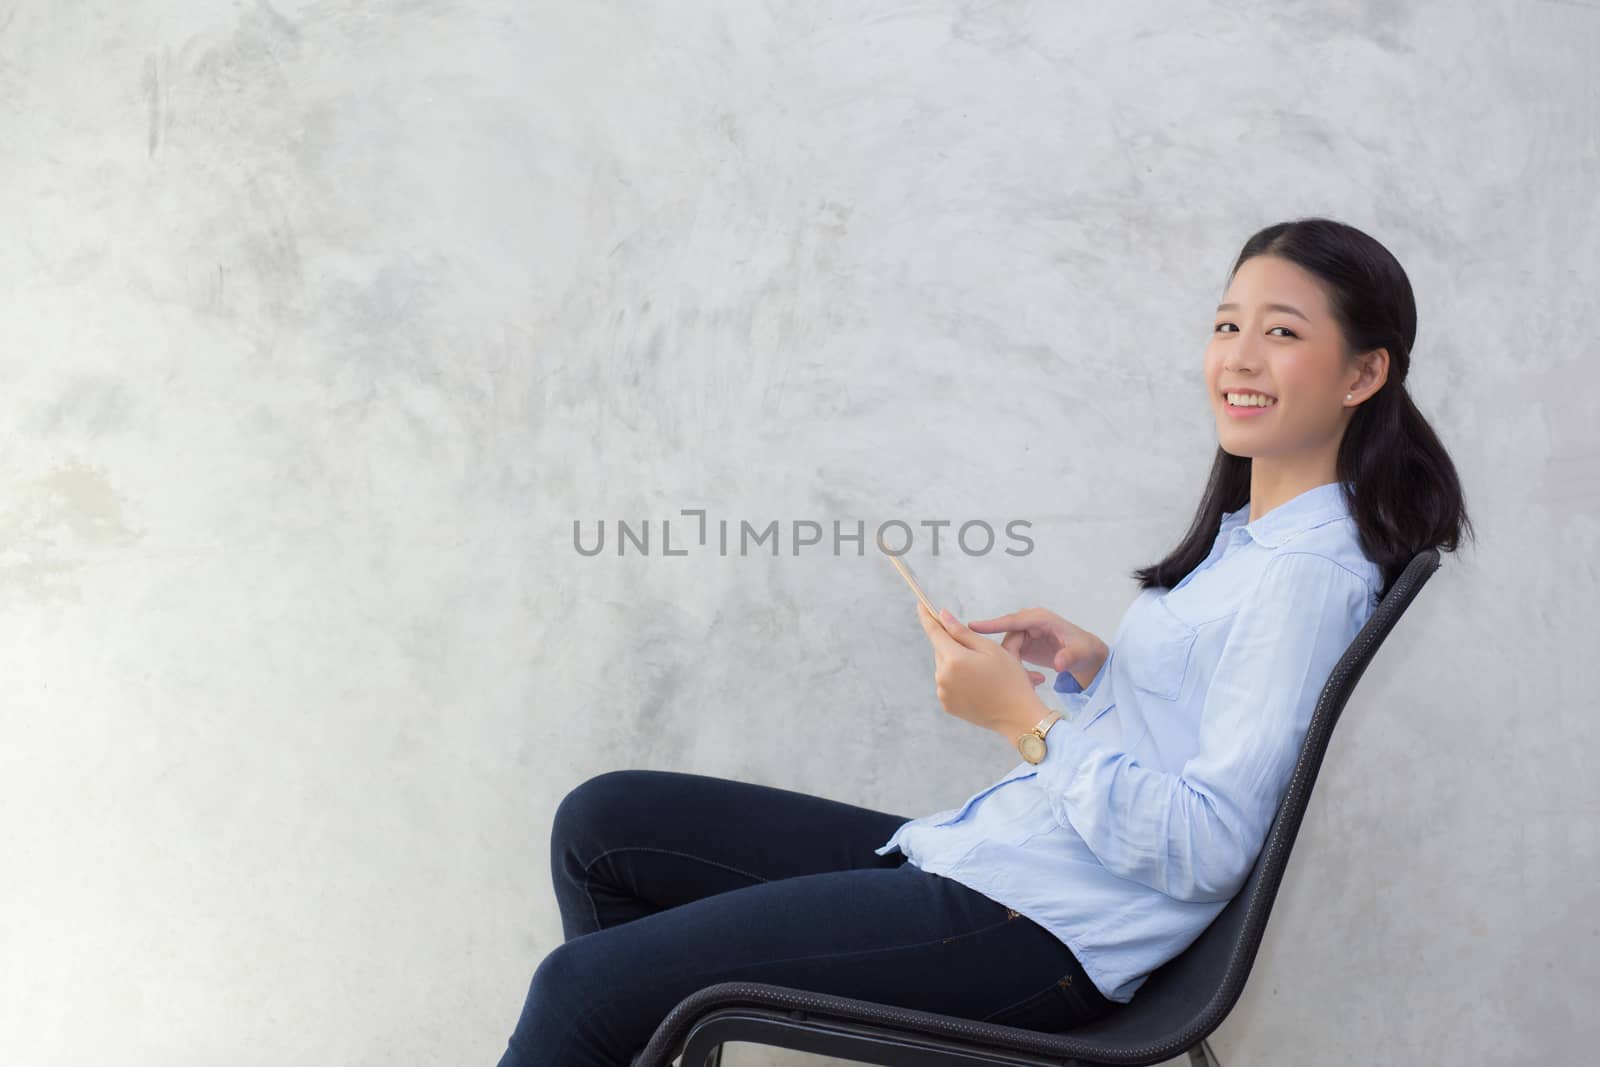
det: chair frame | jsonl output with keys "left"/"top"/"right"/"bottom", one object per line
{"left": 630, "top": 547, "right": 1442, "bottom": 1067}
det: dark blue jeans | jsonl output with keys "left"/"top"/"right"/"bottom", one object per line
{"left": 494, "top": 768, "right": 1113, "bottom": 1066}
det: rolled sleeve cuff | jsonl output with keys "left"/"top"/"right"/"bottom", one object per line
{"left": 1054, "top": 653, "right": 1109, "bottom": 703}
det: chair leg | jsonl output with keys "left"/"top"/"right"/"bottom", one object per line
{"left": 1187, "top": 1037, "right": 1221, "bottom": 1067}
{"left": 677, "top": 1033, "right": 723, "bottom": 1067}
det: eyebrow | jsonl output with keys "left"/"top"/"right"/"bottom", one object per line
{"left": 1216, "top": 302, "right": 1311, "bottom": 323}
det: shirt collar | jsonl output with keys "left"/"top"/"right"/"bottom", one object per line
{"left": 1219, "top": 480, "right": 1351, "bottom": 548}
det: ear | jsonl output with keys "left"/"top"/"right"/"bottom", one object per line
{"left": 1350, "top": 346, "right": 1389, "bottom": 399}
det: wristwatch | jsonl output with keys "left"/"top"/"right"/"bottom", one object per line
{"left": 1016, "top": 711, "right": 1064, "bottom": 765}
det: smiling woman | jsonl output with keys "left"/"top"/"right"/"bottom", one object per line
{"left": 492, "top": 218, "right": 1477, "bottom": 1067}
{"left": 1143, "top": 216, "right": 1476, "bottom": 602}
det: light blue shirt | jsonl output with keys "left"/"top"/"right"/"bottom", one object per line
{"left": 875, "top": 481, "right": 1382, "bottom": 1004}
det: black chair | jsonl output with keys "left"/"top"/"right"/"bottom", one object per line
{"left": 630, "top": 547, "right": 1442, "bottom": 1067}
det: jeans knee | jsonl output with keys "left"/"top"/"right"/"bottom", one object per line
{"left": 550, "top": 769, "right": 647, "bottom": 862}
{"left": 517, "top": 940, "right": 611, "bottom": 1058}
{"left": 531, "top": 938, "right": 588, "bottom": 998}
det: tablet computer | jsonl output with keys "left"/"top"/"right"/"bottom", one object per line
{"left": 883, "top": 551, "right": 939, "bottom": 617}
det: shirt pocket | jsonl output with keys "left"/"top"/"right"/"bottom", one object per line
{"left": 1123, "top": 596, "right": 1198, "bottom": 701}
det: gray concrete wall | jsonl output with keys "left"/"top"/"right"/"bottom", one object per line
{"left": 2, "top": 1, "right": 1594, "bottom": 1064}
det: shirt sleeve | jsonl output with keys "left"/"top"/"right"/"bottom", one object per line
{"left": 1050, "top": 651, "right": 1109, "bottom": 717}
{"left": 1033, "top": 551, "right": 1371, "bottom": 903}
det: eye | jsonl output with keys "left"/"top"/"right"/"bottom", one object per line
{"left": 1213, "top": 322, "right": 1298, "bottom": 338}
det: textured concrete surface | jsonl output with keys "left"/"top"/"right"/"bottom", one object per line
{"left": 2, "top": 2, "right": 1595, "bottom": 1064}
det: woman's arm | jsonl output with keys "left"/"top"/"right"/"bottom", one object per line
{"left": 1032, "top": 550, "right": 1371, "bottom": 903}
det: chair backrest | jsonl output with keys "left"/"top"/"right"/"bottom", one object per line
{"left": 1056, "top": 545, "right": 1442, "bottom": 1061}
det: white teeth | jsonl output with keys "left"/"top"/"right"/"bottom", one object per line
{"left": 1226, "top": 393, "right": 1276, "bottom": 407}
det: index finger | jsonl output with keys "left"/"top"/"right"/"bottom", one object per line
{"left": 967, "top": 609, "right": 1038, "bottom": 633}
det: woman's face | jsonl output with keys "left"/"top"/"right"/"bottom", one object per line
{"left": 1204, "top": 254, "right": 1368, "bottom": 462}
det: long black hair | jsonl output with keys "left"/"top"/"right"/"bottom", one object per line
{"left": 1132, "top": 217, "right": 1475, "bottom": 600}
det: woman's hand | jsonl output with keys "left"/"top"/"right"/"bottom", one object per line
{"left": 967, "top": 606, "right": 1108, "bottom": 688}
{"left": 916, "top": 602, "right": 1048, "bottom": 737}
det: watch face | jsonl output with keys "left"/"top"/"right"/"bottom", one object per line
{"left": 1019, "top": 734, "right": 1045, "bottom": 763}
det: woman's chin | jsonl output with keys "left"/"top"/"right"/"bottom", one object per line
{"left": 1215, "top": 433, "right": 1259, "bottom": 459}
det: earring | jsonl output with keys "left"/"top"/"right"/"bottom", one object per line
{"left": 1346, "top": 393, "right": 1353, "bottom": 401}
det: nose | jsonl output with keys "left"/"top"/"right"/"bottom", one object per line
{"left": 1223, "top": 340, "right": 1267, "bottom": 379}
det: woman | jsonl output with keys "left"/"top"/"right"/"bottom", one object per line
{"left": 494, "top": 217, "right": 1474, "bottom": 1066}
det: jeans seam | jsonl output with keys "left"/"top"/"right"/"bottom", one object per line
{"left": 981, "top": 977, "right": 1062, "bottom": 1023}
{"left": 710, "top": 912, "right": 1018, "bottom": 973}
{"left": 1055, "top": 971, "right": 1090, "bottom": 1015}
{"left": 578, "top": 845, "right": 773, "bottom": 932}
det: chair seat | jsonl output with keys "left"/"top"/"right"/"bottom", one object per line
{"left": 629, "top": 974, "right": 1227, "bottom": 1066}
